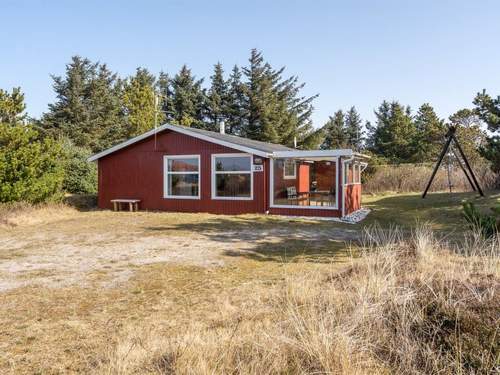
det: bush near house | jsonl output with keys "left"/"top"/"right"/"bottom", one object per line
{"left": 0, "top": 123, "right": 65, "bottom": 203}
{"left": 61, "top": 139, "right": 97, "bottom": 194}
{"left": 463, "top": 201, "right": 500, "bottom": 238}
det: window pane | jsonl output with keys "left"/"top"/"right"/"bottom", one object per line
{"left": 168, "top": 174, "right": 199, "bottom": 196}
{"left": 168, "top": 158, "right": 198, "bottom": 172}
{"left": 216, "top": 173, "right": 251, "bottom": 197}
{"left": 284, "top": 160, "right": 296, "bottom": 177}
{"left": 215, "top": 156, "right": 251, "bottom": 172}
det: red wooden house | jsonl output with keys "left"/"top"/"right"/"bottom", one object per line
{"left": 88, "top": 124, "right": 369, "bottom": 218}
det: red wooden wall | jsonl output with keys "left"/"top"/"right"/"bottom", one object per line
{"left": 97, "top": 129, "right": 267, "bottom": 214}
{"left": 344, "top": 184, "right": 362, "bottom": 214}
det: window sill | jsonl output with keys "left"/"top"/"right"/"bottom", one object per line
{"left": 163, "top": 196, "right": 201, "bottom": 200}
{"left": 211, "top": 196, "right": 253, "bottom": 201}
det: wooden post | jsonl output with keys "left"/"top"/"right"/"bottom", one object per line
{"left": 422, "top": 129, "right": 454, "bottom": 198}
{"left": 452, "top": 135, "right": 484, "bottom": 197}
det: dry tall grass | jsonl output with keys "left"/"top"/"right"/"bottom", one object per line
{"left": 364, "top": 162, "right": 497, "bottom": 194}
{"left": 0, "top": 202, "right": 78, "bottom": 227}
{"left": 0, "top": 194, "right": 96, "bottom": 228}
{"left": 99, "top": 225, "right": 499, "bottom": 374}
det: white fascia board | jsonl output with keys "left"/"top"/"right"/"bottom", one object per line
{"left": 87, "top": 123, "right": 270, "bottom": 162}
{"left": 271, "top": 149, "right": 353, "bottom": 158}
{"left": 353, "top": 152, "right": 371, "bottom": 159}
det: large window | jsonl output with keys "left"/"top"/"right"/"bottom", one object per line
{"left": 271, "top": 158, "right": 338, "bottom": 209}
{"left": 164, "top": 155, "right": 200, "bottom": 199}
{"left": 212, "top": 154, "right": 252, "bottom": 200}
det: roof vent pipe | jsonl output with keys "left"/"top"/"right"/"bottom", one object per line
{"left": 293, "top": 136, "right": 297, "bottom": 148}
{"left": 219, "top": 120, "right": 225, "bottom": 134}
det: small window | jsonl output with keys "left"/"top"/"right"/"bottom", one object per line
{"left": 212, "top": 154, "right": 252, "bottom": 199}
{"left": 344, "top": 162, "right": 351, "bottom": 184}
{"left": 283, "top": 159, "right": 296, "bottom": 179}
{"left": 354, "top": 164, "right": 361, "bottom": 183}
{"left": 164, "top": 155, "right": 200, "bottom": 199}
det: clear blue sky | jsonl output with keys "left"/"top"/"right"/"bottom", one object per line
{"left": 2, "top": 0, "right": 499, "bottom": 128}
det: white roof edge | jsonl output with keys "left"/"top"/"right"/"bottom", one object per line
{"left": 353, "top": 152, "right": 371, "bottom": 159}
{"left": 87, "top": 123, "right": 270, "bottom": 161}
{"left": 271, "top": 149, "right": 354, "bottom": 158}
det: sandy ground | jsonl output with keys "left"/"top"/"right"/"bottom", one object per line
{"left": 0, "top": 210, "right": 358, "bottom": 292}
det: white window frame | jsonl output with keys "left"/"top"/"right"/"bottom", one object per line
{"left": 269, "top": 157, "right": 339, "bottom": 210}
{"left": 283, "top": 159, "right": 297, "bottom": 180}
{"left": 353, "top": 164, "right": 361, "bottom": 184}
{"left": 344, "top": 162, "right": 361, "bottom": 185}
{"left": 211, "top": 153, "right": 254, "bottom": 201}
{"left": 163, "top": 154, "right": 201, "bottom": 200}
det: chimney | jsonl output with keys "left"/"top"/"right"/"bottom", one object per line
{"left": 219, "top": 120, "right": 225, "bottom": 134}
{"left": 293, "top": 136, "right": 297, "bottom": 148}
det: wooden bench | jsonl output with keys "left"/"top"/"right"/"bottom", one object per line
{"left": 111, "top": 199, "right": 140, "bottom": 212}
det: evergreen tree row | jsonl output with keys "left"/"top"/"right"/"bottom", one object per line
{"left": 321, "top": 101, "right": 487, "bottom": 164}
{"left": 41, "top": 50, "right": 319, "bottom": 153}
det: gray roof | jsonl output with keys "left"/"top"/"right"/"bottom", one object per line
{"left": 88, "top": 123, "right": 295, "bottom": 161}
{"left": 170, "top": 124, "right": 295, "bottom": 153}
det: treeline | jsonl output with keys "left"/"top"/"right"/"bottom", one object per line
{"left": 1, "top": 49, "right": 499, "bottom": 203}
{"left": 322, "top": 102, "right": 491, "bottom": 166}
{"left": 38, "top": 49, "right": 319, "bottom": 154}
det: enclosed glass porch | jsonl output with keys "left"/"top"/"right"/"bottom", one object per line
{"left": 270, "top": 157, "right": 339, "bottom": 209}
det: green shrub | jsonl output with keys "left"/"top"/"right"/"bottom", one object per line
{"left": 62, "top": 140, "right": 97, "bottom": 194}
{"left": 0, "top": 123, "right": 65, "bottom": 203}
{"left": 462, "top": 201, "right": 499, "bottom": 238}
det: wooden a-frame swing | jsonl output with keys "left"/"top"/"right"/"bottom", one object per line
{"left": 422, "top": 125, "right": 484, "bottom": 198}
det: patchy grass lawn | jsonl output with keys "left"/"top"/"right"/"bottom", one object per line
{"left": 363, "top": 190, "right": 500, "bottom": 232}
{"left": 0, "top": 191, "right": 498, "bottom": 373}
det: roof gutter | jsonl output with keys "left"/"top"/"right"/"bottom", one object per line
{"left": 271, "top": 149, "right": 353, "bottom": 158}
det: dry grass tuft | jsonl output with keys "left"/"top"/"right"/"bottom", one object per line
{"left": 0, "top": 201, "right": 78, "bottom": 228}
{"left": 100, "top": 225, "right": 499, "bottom": 374}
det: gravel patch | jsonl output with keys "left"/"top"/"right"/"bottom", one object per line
{"left": 0, "top": 213, "right": 360, "bottom": 292}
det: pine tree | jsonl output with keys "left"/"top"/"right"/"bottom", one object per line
{"left": 170, "top": 65, "right": 206, "bottom": 128}
{"left": 42, "top": 56, "right": 125, "bottom": 152}
{"left": 474, "top": 90, "right": 500, "bottom": 132}
{"left": 242, "top": 49, "right": 275, "bottom": 141}
{"left": 157, "top": 71, "right": 175, "bottom": 123}
{"left": 367, "top": 101, "right": 416, "bottom": 162}
{"left": 0, "top": 87, "right": 26, "bottom": 124}
{"left": 277, "top": 74, "right": 317, "bottom": 148}
{"left": 122, "top": 68, "right": 162, "bottom": 138}
{"left": 412, "top": 103, "right": 445, "bottom": 162}
{"left": 206, "top": 63, "right": 228, "bottom": 131}
{"left": 448, "top": 108, "right": 486, "bottom": 164}
{"left": 225, "top": 65, "right": 247, "bottom": 135}
{"left": 320, "top": 110, "right": 348, "bottom": 149}
{"left": 344, "top": 106, "right": 363, "bottom": 150}
{"left": 242, "top": 49, "right": 318, "bottom": 147}
{"left": 473, "top": 90, "right": 500, "bottom": 173}
{"left": 88, "top": 64, "right": 126, "bottom": 151}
